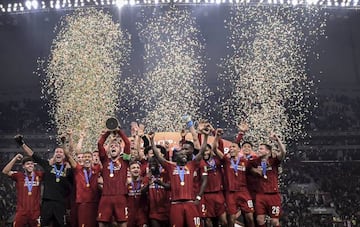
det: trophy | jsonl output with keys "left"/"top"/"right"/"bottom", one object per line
{"left": 106, "top": 117, "right": 120, "bottom": 131}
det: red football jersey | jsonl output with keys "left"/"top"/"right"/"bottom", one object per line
{"left": 251, "top": 156, "right": 280, "bottom": 193}
{"left": 74, "top": 164, "right": 101, "bottom": 203}
{"left": 98, "top": 131, "right": 130, "bottom": 196}
{"left": 11, "top": 171, "right": 43, "bottom": 212}
{"left": 147, "top": 169, "right": 170, "bottom": 218}
{"left": 162, "top": 160, "right": 199, "bottom": 201}
{"left": 204, "top": 156, "right": 223, "bottom": 193}
{"left": 222, "top": 156, "right": 248, "bottom": 191}
{"left": 193, "top": 159, "right": 208, "bottom": 196}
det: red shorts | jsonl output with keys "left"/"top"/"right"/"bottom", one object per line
{"left": 97, "top": 195, "right": 128, "bottom": 222}
{"left": 128, "top": 205, "right": 148, "bottom": 227}
{"left": 14, "top": 210, "right": 40, "bottom": 227}
{"left": 149, "top": 208, "right": 169, "bottom": 222}
{"left": 203, "top": 192, "right": 226, "bottom": 218}
{"left": 78, "top": 202, "right": 98, "bottom": 227}
{"left": 255, "top": 193, "right": 282, "bottom": 218}
{"left": 225, "top": 191, "right": 254, "bottom": 214}
{"left": 170, "top": 201, "right": 202, "bottom": 227}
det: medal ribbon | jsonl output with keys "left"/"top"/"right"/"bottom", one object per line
{"left": 53, "top": 164, "right": 64, "bottom": 181}
{"left": 25, "top": 172, "right": 34, "bottom": 193}
{"left": 207, "top": 158, "right": 216, "bottom": 172}
{"left": 110, "top": 160, "right": 114, "bottom": 176}
{"left": 83, "top": 168, "right": 92, "bottom": 186}
{"left": 261, "top": 160, "right": 267, "bottom": 177}
{"left": 176, "top": 166, "right": 185, "bottom": 183}
{"left": 230, "top": 158, "right": 240, "bottom": 175}
{"left": 131, "top": 180, "right": 141, "bottom": 193}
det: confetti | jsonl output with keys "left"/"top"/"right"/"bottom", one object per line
{"left": 218, "top": 5, "right": 327, "bottom": 144}
{"left": 122, "top": 6, "right": 212, "bottom": 132}
{"left": 38, "top": 8, "right": 131, "bottom": 152}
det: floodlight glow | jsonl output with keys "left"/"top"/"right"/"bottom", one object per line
{"left": 25, "top": 0, "right": 32, "bottom": 9}
{"left": 31, "top": 0, "right": 39, "bottom": 9}
{"left": 115, "top": 0, "right": 125, "bottom": 7}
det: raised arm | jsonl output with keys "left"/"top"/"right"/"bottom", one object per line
{"left": 212, "top": 128, "right": 224, "bottom": 159}
{"left": 235, "top": 121, "right": 249, "bottom": 144}
{"left": 194, "top": 125, "right": 211, "bottom": 162}
{"left": 270, "top": 133, "right": 286, "bottom": 161}
{"left": 118, "top": 128, "right": 130, "bottom": 154}
{"left": 98, "top": 130, "right": 111, "bottom": 158}
{"left": 2, "top": 154, "right": 23, "bottom": 176}
{"left": 75, "top": 131, "right": 85, "bottom": 154}
{"left": 182, "top": 115, "right": 201, "bottom": 150}
{"left": 148, "top": 132, "right": 168, "bottom": 165}
{"left": 63, "top": 145, "right": 77, "bottom": 168}
{"left": 14, "top": 134, "right": 34, "bottom": 156}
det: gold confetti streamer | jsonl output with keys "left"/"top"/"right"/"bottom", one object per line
{"left": 219, "top": 5, "right": 326, "bottom": 144}
{"left": 38, "top": 8, "right": 131, "bottom": 151}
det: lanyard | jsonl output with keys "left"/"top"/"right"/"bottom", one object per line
{"left": 53, "top": 164, "right": 64, "bottom": 182}
{"left": 83, "top": 168, "right": 92, "bottom": 187}
{"left": 25, "top": 172, "right": 35, "bottom": 195}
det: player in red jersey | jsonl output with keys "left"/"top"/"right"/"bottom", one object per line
{"left": 64, "top": 147, "right": 101, "bottom": 227}
{"left": 203, "top": 140, "right": 227, "bottom": 227}
{"left": 144, "top": 156, "right": 170, "bottom": 227}
{"left": 126, "top": 161, "right": 149, "bottom": 227}
{"left": 2, "top": 154, "right": 43, "bottom": 227}
{"left": 97, "top": 127, "right": 131, "bottom": 227}
{"left": 149, "top": 126, "right": 209, "bottom": 227}
{"left": 213, "top": 128, "right": 255, "bottom": 227}
{"left": 250, "top": 133, "right": 286, "bottom": 227}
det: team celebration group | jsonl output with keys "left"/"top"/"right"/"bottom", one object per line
{"left": 2, "top": 117, "right": 286, "bottom": 227}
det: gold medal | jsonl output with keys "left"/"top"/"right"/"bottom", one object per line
{"left": 28, "top": 191, "right": 32, "bottom": 196}
{"left": 86, "top": 183, "right": 90, "bottom": 187}
{"left": 109, "top": 173, "right": 114, "bottom": 178}
{"left": 56, "top": 178, "right": 60, "bottom": 182}
{"left": 180, "top": 182, "right": 185, "bottom": 186}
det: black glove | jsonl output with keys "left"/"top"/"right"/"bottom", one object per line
{"left": 14, "top": 134, "right": 25, "bottom": 146}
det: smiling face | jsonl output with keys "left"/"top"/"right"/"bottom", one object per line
{"left": 175, "top": 150, "right": 188, "bottom": 166}
{"left": 229, "top": 143, "right": 240, "bottom": 158}
{"left": 258, "top": 144, "right": 271, "bottom": 157}
{"left": 203, "top": 144, "right": 212, "bottom": 161}
{"left": 23, "top": 161, "right": 35, "bottom": 174}
{"left": 53, "top": 147, "right": 65, "bottom": 164}
{"left": 242, "top": 143, "right": 253, "bottom": 155}
{"left": 82, "top": 152, "right": 93, "bottom": 168}
{"left": 77, "top": 153, "right": 84, "bottom": 165}
{"left": 129, "top": 162, "right": 141, "bottom": 178}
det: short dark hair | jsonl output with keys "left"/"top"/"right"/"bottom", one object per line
{"left": 260, "top": 143, "right": 272, "bottom": 151}
{"left": 22, "top": 156, "right": 34, "bottom": 165}
{"left": 129, "top": 160, "right": 141, "bottom": 167}
{"left": 184, "top": 141, "right": 194, "bottom": 149}
{"left": 241, "top": 141, "right": 253, "bottom": 148}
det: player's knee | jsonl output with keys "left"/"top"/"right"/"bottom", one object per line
{"left": 256, "top": 215, "right": 265, "bottom": 225}
{"left": 245, "top": 213, "right": 254, "bottom": 221}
